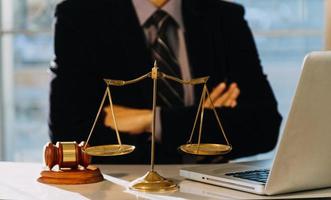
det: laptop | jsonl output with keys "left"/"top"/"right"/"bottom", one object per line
{"left": 180, "top": 51, "right": 331, "bottom": 195}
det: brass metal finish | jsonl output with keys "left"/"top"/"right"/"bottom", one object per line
{"left": 83, "top": 144, "right": 135, "bottom": 156}
{"left": 104, "top": 72, "right": 151, "bottom": 86}
{"left": 179, "top": 143, "right": 232, "bottom": 155}
{"left": 160, "top": 73, "right": 209, "bottom": 85}
{"left": 61, "top": 142, "right": 77, "bottom": 163}
{"left": 83, "top": 79, "right": 138, "bottom": 156}
{"left": 128, "top": 63, "right": 179, "bottom": 192}
{"left": 151, "top": 62, "right": 158, "bottom": 171}
{"left": 130, "top": 171, "right": 178, "bottom": 192}
{"left": 127, "top": 62, "right": 178, "bottom": 193}
{"left": 84, "top": 61, "right": 232, "bottom": 193}
{"left": 181, "top": 84, "right": 232, "bottom": 156}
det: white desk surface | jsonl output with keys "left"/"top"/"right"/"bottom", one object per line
{"left": 1, "top": 162, "right": 331, "bottom": 200}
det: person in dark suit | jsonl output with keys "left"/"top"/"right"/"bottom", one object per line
{"left": 48, "top": 0, "right": 282, "bottom": 164}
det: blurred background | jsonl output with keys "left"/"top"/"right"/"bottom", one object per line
{"left": 0, "top": 0, "right": 329, "bottom": 161}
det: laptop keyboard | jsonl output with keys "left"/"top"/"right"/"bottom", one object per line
{"left": 225, "top": 169, "right": 270, "bottom": 183}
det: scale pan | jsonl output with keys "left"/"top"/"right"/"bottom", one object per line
{"left": 179, "top": 143, "right": 232, "bottom": 155}
{"left": 83, "top": 144, "right": 135, "bottom": 156}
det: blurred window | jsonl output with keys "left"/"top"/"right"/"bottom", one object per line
{"left": 0, "top": 0, "right": 60, "bottom": 161}
{"left": 235, "top": 0, "right": 325, "bottom": 119}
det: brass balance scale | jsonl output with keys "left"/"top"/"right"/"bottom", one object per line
{"left": 83, "top": 62, "right": 232, "bottom": 192}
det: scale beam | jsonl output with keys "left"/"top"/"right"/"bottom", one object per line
{"left": 83, "top": 61, "right": 232, "bottom": 193}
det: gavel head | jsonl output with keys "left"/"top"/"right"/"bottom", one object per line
{"left": 44, "top": 141, "right": 91, "bottom": 170}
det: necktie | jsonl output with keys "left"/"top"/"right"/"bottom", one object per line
{"left": 145, "top": 10, "right": 184, "bottom": 108}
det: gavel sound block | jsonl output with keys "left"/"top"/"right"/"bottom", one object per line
{"left": 37, "top": 141, "right": 104, "bottom": 184}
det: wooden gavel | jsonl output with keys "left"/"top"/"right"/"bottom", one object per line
{"left": 43, "top": 141, "right": 91, "bottom": 170}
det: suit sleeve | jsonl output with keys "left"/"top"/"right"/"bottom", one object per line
{"left": 160, "top": 5, "right": 282, "bottom": 160}
{"left": 48, "top": 2, "right": 152, "bottom": 165}
{"left": 48, "top": 2, "right": 116, "bottom": 145}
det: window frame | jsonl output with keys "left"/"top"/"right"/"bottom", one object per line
{"left": 0, "top": 0, "right": 15, "bottom": 161}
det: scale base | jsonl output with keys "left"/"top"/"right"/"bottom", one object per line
{"left": 129, "top": 171, "right": 178, "bottom": 193}
{"left": 38, "top": 165, "right": 104, "bottom": 185}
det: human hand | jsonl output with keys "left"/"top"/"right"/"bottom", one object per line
{"left": 104, "top": 105, "right": 152, "bottom": 135}
{"left": 203, "top": 82, "right": 240, "bottom": 109}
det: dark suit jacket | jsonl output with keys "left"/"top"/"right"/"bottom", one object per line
{"left": 49, "top": 0, "right": 282, "bottom": 164}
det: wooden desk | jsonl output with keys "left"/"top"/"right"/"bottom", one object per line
{"left": 1, "top": 162, "right": 331, "bottom": 199}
